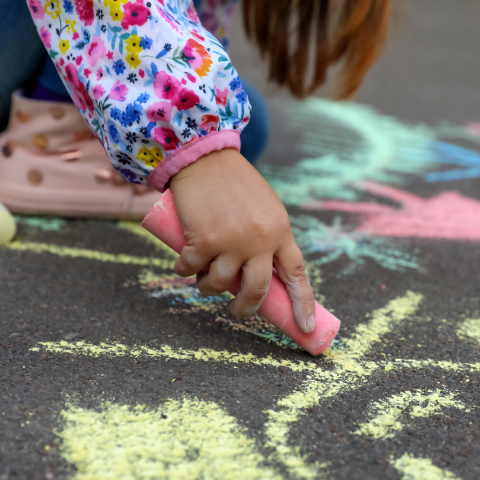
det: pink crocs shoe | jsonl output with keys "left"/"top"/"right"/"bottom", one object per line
{"left": 0, "top": 92, "right": 161, "bottom": 219}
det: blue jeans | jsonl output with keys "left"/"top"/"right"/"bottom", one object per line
{"left": 240, "top": 80, "right": 271, "bottom": 165}
{"left": 0, "top": 0, "right": 270, "bottom": 164}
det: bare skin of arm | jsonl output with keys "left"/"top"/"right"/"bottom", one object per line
{"left": 170, "top": 148, "right": 316, "bottom": 333}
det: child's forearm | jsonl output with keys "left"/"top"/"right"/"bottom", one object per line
{"left": 27, "top": 0, "right": 251, "bottom": 189}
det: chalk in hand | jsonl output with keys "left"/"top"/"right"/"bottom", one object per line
{"left": 142, "top": 190, "right": 341, "bottom": 355}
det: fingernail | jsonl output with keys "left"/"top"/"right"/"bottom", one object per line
{"left": 304, "top": 314, "right": 316, "bottom": 333}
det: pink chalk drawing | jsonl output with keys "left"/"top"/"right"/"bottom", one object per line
{"left": 304, "top": 182, "right": 480, "bottom": 240}
{"left": 466, "top": 123, "right": 480, "bottom": 136}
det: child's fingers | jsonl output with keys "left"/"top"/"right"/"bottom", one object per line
{"left": 274, "top": 241, "right": 316, "bottom": 333}
{"left": 174, "top": 244, "right": 216, "bottom": 277}
{"left": 196, "top": 255, "right": 242, "bottom": 296}
{"left": 227, "top": 256, "right": 272, "bottom": 319}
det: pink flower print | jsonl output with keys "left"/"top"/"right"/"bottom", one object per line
{"left": 28, "top": 0, "right": 44, "bottom": 20}
{"left": 186, "top": 3, "right": 199, "bottom": 23}
{"left": 121, "top": 0, "right": 151, "bottom": 30}
{"left": 182, "top": 39, "right": 212, "bottom": 78}
{"left": 185, "top": 73, "right": 196, "bottom": 84}
{"left": 74, "top": 0, "right": 95, "bottom": 26}
{"left": 86, "top": 36, "right": 106, "bottom": 67}
{"left": 65, "top": 63, "right": 94, "bottom": 113}
{"left": 201, "top": 115, "right": 219, "bottom": 133}
{"left": 215, "top": 88, "right": 228, "bottom": 106}
{"left": 139, "top": 69, "right": 145, "bottom": 78}
{"left": 73, "top": 32, "right": 80, "bottom": 41}
{"left": 181, "top": 78, "right": 187, "bottom": 85}
{"left": 172, "top": 88, "right": 200, "bottom": 112}
{"left": 92, "top": 85, "right": 106, "bottom": 99}
{"left": 106, "top": 51, "right": 114, "bottom": 60}
{"left": 84, "top": 69, "right": 92, "bottom": 79}
{"left": 75, "top": 56, "right": 83, "bottom": 66}
{"left": 65, "top": 63, "right": 81, "bottom": 88}
{"left": 147, "top": 102, "right": 173, "bottom": 123}
{"left": 154, "top": 127, "right": 180, "bottom": 151}
{"left": 96, "top": 67, "right": 104, "bottom": 81}
{"left": 39, "top": 27, "right": 51, "bottom": 49}
{"left": 110, "top": 81, "right": 129, "bottom": 101}
{"left": 156, "top": 5, "right": 180, "bottom": 32}
{"left": 59, "top": 58, "right": 65, "bottom": 67}
{"left": 154, "top": 71, "right": 181, "bottom": 100}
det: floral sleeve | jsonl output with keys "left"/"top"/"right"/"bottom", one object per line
{"left": 27, "top": 0, "right": 251, "bottom": 191}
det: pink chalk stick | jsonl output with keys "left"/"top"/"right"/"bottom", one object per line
{"left": 142, "top": 189, "right": 341, "bottom": 355}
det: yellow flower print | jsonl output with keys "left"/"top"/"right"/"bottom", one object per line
{"left": 44, "top": 0, "right": 61, "bottom": 19}
{"left": 59, "top": 40, "right": 70, "bottom": 54}
{"left": 66, "top": 19, "right": 77, "bottom": 34}
{"left": 126, "top": 53, "right": 141, "bottom": 69}
{"left": 125, "top": 35, "right": 142, "bottom": 55}
{"left": 150, "top": 148, "right": 164, "bottom": 163}
{"left": 104, "top": 0, "right": 127, "bottom": 22}
{"left": 108, "top": 8, "right": 123, "bottom": 22}
{"left": 104, "top": 0, "right": 127, "bottom": 9}
{"left": 137, "top": 147, "right": 164, "bottom": 168}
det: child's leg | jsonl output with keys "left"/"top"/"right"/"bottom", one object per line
{"left": 27, "top": 58, "right": 72, "bottom": 103}
{"left": 0, "top": 0, "right": 46, "bottom": 131}
{"left": 240, "top": 80, "right": 271, "bottom": 166}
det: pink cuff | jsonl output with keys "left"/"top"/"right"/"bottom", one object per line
{"left": 147, "top": 129, "right": 241, "bottom": 192}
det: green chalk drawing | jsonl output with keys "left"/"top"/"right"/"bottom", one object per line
{"left": 291, "top": 215, "right": 418, "bottom": 275}
{"left": 215, "top": 315, "right": 303, "bottom": 351}
{"left": 14, "top": 215, "right": 67, "bottom": 231}
{"left": 260, "top": 99, "right": 437, "bottom": 205}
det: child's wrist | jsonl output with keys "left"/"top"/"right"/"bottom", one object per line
{"left": 170, "top": 148, "right": 246, "bottom": 187}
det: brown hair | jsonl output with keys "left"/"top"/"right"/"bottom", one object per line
{"left": 242, "top": 0, "right": 390, "bottom": 99}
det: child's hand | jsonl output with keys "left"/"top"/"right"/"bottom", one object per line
{"left": 170, "top": 149, "right": 316, "bottom": 333}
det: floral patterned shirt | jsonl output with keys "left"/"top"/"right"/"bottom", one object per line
{"left": 27, "top": 0, "right": 251, "bottom": 191}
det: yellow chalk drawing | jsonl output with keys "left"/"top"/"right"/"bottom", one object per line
{"left": 5, "top": 241, "right": 176, "bottom": 270}
{"left": 355, "top": 389, "right": 469, "bottom": 439}
{"left": 456, "top": 318, "right": 480, "bottom": 344}
{"left": 263, "top": 291, "right": 424, "bottom": 479}
{"left": 124, "top": 268, "right": 166, "bottom": 287}
{"left": 381, "top": 358, "right": 480, "bottom": 373}
{"left": 29, "top": 291, "right": 480, "bottom": 479}
{"left": 124, "top": 269, "right": 197, "bottom": 290}
{"left": 30, "top": 341, "right": 318, "bottom": 373}
{"left": 118, "top": 221, "right": 178, "bottom": 261}
{"left": 138, "top": 269, "right": 177, "bottom": 286}
{"left": 59, "top": 398, "right": 281, "bottom": 480}
{"left": 393, "top": 453, "right": 461, "bottom": 480}
{"left": 340, "top": 291, "right": 423, "bottom": 360}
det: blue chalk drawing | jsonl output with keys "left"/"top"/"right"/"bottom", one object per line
{"left": 425, "top": 142, "right": 480, "bottom": 182}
